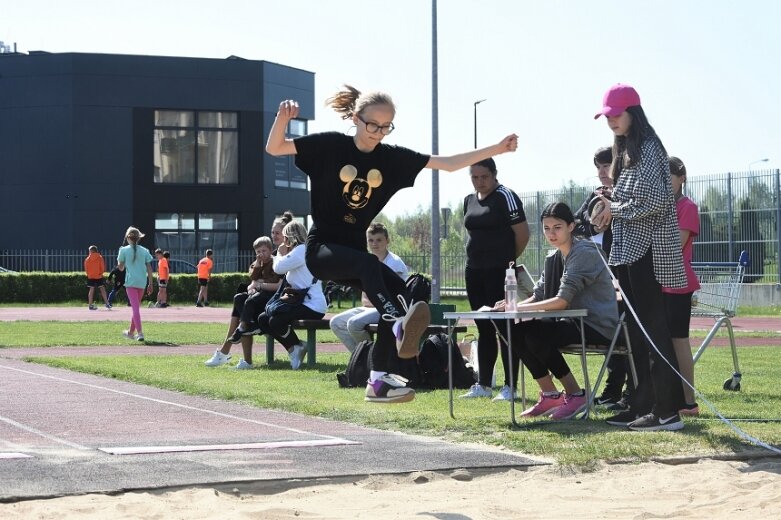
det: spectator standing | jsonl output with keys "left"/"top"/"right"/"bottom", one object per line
{"left": 592, "top": 83, "right": 686, "bottom": 431}
{"left": 117, "top": 227, "right": 154, "bottom": 341}
{"left": 574, "top": 146, "right": 628, "bottom": 409}
{"left": 106, "top": 265, "right": 126, "bottom": 306}
{"left": 154, "top": 249, "right": 170, "bottom": 308}
{"left": 330, "top": 222, "right": 409, "bottom": 352}
{"left": 459, "top": 158, "right": 529, "bottom": 401}
{"left": 663, "top": 156, "right": 701, "bottom": 415}
{"left": 195, "top": 249, "right": 214, "bottom": 307}
{"left": 84, "top": 245, "right": 111, "bottom": 310}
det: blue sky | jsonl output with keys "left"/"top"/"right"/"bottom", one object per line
{"left": 4, "top": 0, "right": 779, "bottom": 218}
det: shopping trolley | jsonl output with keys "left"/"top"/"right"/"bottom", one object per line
{"left": 690, "top": 250, "right": 749, "bottom": 391}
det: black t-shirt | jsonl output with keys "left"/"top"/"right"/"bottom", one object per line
{"left": 463, "top": 185, "right": 526, "bottom": 269}
{"left": 295, "top": 132, "right": 430, "bottom": 250}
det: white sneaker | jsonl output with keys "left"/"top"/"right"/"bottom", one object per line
{"left": 122, "top": 330, "right": 135, "bottom": 340}
{"left": 232, "top": 359, "right": 254, "bottom": 370}
{"left": 204, "top": 349, "right": 231, "bottom": 367}
{"left": 288, "top": 343, "right": 306, "bottom": 370}
{"left": 135, "top": 333, "right": 144, "bottom": 342}
{"left": 492, "top": 385, "right": 519, "bottom": 402}
{"left": 459, "top": 383, "right": 493, "bottom": 399}
{"left": 395, "top": 301, "right": 430, "bottom": 359}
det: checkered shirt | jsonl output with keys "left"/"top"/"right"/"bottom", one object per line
{"left": 608, "top": 138, "right": 686, "bottom": 288}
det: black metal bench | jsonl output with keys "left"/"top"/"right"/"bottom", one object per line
{"left": 264, "top": 319, "right": 468, "bottom": 368}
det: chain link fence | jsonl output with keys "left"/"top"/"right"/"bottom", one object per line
{"left": 2, "top": 169, "right": 778, "bottom": 288}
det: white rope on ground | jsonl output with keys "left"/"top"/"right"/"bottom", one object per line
{"left": 589, "top": 239, "right": 781, "bottom": 455}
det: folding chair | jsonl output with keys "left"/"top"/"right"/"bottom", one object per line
{"left": 559, "top": 311, "right": 639, "bottom": 418}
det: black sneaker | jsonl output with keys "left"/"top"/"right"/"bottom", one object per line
{"left": 606, "top": 397, "right": 630, "bottom": 412}
{"left": 241, "top": 323, "right": 261, "bottom": 336}
{"left": 228, "top": 328, "right": 244, "bottom": 344}
{"left": 195, "top": 302, "right": 204, "bottom": 308}
{"left": 593, "top": 393, "right": 621, "bottom": 407}
{"left": 628, "top": 413, "right": 684, "bottom": 432}
{"left": 605, "top": 410, "right": 639, "bottom": 427}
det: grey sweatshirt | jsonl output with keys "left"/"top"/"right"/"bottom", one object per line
{"left": 533, "top": 238, "right": 619, "bottom": 340}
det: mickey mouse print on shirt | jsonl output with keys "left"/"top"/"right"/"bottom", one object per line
{"left": 339, "top": 165, "right": 383, "bottom": 210}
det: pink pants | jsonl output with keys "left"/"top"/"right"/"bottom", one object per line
{"left": 126, "top": 286, "right": 144, "bottom": 335}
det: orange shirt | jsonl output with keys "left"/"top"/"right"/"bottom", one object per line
{"left": 197, "top": 256, "right": 213, "bottom": 279}
{"left": 158, "top": 257, "right": 169, "bottom": 280}
{"left": 84, "top": 252, "right": 105, "bottom": 279}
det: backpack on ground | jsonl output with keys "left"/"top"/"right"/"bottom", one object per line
{"left": 336, "top": 339, "right": 425, "bottom": 389}
{"left": 404, "top": 273, "right": 431, "bottom": 305}
{"left": 418, "top": 332, "right": 477, "bottom": 389}
{"left": 379, "top": 342, "right": 424, "bottom": 389}
{"left": 336, "top": 340, "right": 373, "bottom": 388}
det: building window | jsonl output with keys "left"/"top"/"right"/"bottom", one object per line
{"left": 153, "top": 110, "right": 238, "bottom": 184}
{"left": 273, "top": 118, "right": 308, "bottom": 190}
{"left": 154, "top": 213, "right": 238, "bottom": 267}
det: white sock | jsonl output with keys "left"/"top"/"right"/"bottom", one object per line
{"left": 542, "top": 391, "right": 560, "bottom": 397}
{"left": 392, "top": 320, "right": 402, "bottom": 337}
{"left": 370, "top": 370, "right": 387, "bottom": 383}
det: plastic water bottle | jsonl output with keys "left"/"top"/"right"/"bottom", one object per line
{"left": 504, "top": 266, "right": 518, "bottom": 311}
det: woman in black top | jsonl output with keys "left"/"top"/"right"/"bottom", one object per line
{"left": 267, "top": 85, "right": 517, "bottom": 403}
{"left": 459, "top": 158, "right": 529, "bottom": 401}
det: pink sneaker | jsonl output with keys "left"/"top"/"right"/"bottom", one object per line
{"left": 550, "top": 392, "right": 588, "bottom": 420}
{"left": 520, "top": 392, "right": 564, "bottom": 417}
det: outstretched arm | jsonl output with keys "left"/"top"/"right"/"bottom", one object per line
{"left": 266, "top": 100, "right": 300, "bottom": 156}
{"left": 426, "top": 134, "right": 518, "bottom": 172}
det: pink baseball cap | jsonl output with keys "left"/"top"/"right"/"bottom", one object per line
{"left": 594, "top": 83, "right": 641, "bottom": 119}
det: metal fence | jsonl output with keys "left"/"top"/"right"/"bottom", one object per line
{"left": 404, "top": 168, "right": 781, "bottom": 288}
{"left": 2, "top": 169, "right": 779, "bottom": 286}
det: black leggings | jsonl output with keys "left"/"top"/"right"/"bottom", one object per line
{"left": 231, "top": 292, "right": 249, "bottom": 318}
{"left": 512, "top": 318, "right": 610, "bottom": 380}
{"left": 615, "top": 248, "right": 685, "bottom": 417}
{"left": 257, "top": 305, "right": 325, "bottom": 350}
{"left": 306, "top": 239, "right": 406, "bottom": 372}
{"left": 465, "top": 265, "right": 520, "bottom": 388}
{"left": 238, "top": 290, "right": 275, "bottom": 324}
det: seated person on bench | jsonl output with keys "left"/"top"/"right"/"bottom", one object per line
{"left": 496, "top": 202, "right": 618, "bottom": 420}
{"left": 330, "top": 222, "right": 408, "bottom": 352}
{"left": 204, "top": 236, "right": 281, "bottom": 368}
{"left": 229, "top": 221, "right": 327, "bottom": 370}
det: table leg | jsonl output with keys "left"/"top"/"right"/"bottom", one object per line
{"left": 447, "top": 318, "right": 456, "bottom": 419}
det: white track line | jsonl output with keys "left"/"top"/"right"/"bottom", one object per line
{"left": 0, "top": 363, "right": 353, "bottom": 442}
{"left": 0, "top": 452, "right": 33, "bottom": 459}
{"left": 101, "top": 438, "right": 360, "bottom": 455}
{"left": 0, "top": 416, "right": 88, "bottom": 450}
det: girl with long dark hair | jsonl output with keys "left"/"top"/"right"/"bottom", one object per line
{"left": 592, "top": 83, "right": 687, "bottom": 431}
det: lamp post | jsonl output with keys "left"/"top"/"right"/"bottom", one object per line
{"left": 473, "top": 99, "right": 486, "bottom": 149}
{"left": 748, "top": 158, "right": 769, "bottom": 170}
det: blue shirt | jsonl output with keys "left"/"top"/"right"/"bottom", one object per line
{"left": 117, "top": 244, "right": 153, "bottom": 289}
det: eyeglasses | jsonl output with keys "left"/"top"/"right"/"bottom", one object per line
{"left": 356, "top": 115, "right": 395, "bottom": 135}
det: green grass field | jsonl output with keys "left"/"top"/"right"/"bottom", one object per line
{"left": 5, "top": 321, "right": 779, "bottom": 467}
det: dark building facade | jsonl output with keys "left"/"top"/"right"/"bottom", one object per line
{"left": 0, "top": 52, "right": 314, "bottom": 267}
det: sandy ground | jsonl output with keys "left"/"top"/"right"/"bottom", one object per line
{"left": 3, "top": 458, "right": 780, "bottom": 519}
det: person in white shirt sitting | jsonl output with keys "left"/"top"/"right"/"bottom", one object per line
{"left": 330, "top": 222, "right": 409, "bottom": 352}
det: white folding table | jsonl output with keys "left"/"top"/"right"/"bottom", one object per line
{"left": 443, "top": 309, "right": 589, "bottom": 427}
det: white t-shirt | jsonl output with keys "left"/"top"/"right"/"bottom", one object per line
{"left": 382, "top": 250, "right": 409, "bottom": 281}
